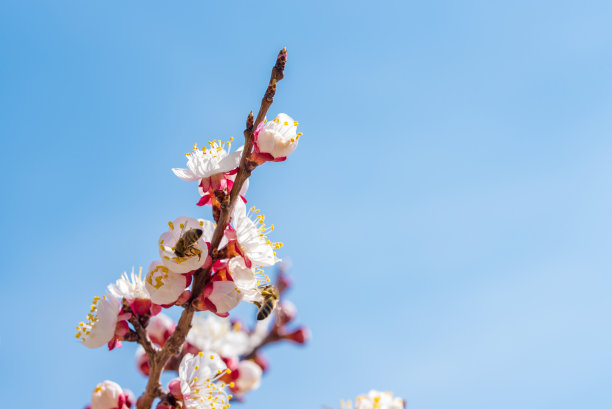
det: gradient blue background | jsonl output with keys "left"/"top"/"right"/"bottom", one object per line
{"left": 2, "top": 1, "right": 612, "bottom": 408}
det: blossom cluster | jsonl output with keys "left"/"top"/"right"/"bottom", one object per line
{"left": 77, "top": 110, "right": 308, "bottom": 409}
{"left": 340, "top": 391, "right": 406, "bottom": 409}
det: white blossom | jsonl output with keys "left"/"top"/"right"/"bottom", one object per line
{"left": 342, "top": 391, "right": 405, "bottom": 409}
{"left": 228, "top": 257, "right": 266, "bottom": 304}
{"left": 76, "top": 293, "right": 121, "bottom": 349}
{"left": 254, "top": 113, "right": 301, "bottom": 160}
{"left": 145, "top": 261, "right": 188, "bottom": 305}
{"left": 107, "top": 267, "right": 149, "bottom": 301}
{"left": 91, "top": 380, "right": 125, "bottom": 409}
{"left": 173, "top": 140, "right": 243, "bottom": 182}
{"left": 231, "top": 200, "right": 281, "bottom": 267}
{"left": 179, "top": 352, "right": 232, "bottom": 409}
{"left": 187, "top": 313, "right": 249, "bottom": 359}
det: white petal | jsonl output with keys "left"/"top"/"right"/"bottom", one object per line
{"left": 172, "top": 167, "right": 200, "bottom": 182}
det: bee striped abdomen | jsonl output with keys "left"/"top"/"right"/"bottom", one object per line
{"left": 257, "top": 299, "right": 276, "bottom": 320}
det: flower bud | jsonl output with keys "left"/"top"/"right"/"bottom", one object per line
{"left": 147, "top": 313, "right": 176, "bottom": 347}
{"left": 253, "top": 114, "right": 301, "bottom": 162}
{"left": 168, "top": 378, "right": 183, "bottom": 399}
{"left": 91, "top": 380, "right": 129, "bottom": 409}
{"left": 231, "top": 360, "right": 263, "bottom": 396}
{"left": 136, "top": 347, "right": 150, "bottom": 376}
{"left": 284, "top": 326, "right": 310, "bottom": 344}
{"left": 145, "top": 261, "right": 189, "bottom": 306}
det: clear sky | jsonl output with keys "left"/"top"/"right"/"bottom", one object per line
{"left": 1, "top": 1, "right": 612, "bottom": 408}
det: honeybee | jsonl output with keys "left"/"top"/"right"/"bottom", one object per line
{"left": 254, "top": 284, "right": 280, "bottom": 320}
{"left": 174, "top": 225, "right": 203, "bottom": 260}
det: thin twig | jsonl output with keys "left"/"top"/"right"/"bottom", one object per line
{"left": 129, "top": 315, "right": 160, "bottom": 357}
{"left": 136, "top": 48, "right": 287, "bottom": 409}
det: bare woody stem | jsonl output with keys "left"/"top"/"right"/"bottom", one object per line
{"left": 136, "top": 47, "right": 287, "bottom": 409}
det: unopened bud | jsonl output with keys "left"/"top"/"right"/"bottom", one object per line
{"left": 136, "top": 347, "right": 150, "bottom": 376}
{"left": 284, "top": 326, "right": 310, "bottom": 344}
{"left": 168, "top": 378, "right": 183, "bottom": 399}
{"left": 147, "top": 313, "right": 176, "bottom": 347}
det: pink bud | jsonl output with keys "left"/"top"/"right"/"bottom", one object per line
{"left": 168, "top": 378, "right": 183, "bottom": 399}
{"left": 284, "top": 326, "right": 310, "bottom": 344}
{"left": 147, "top": 314, "right": 176, "bottom": 347}
{"left": 136, "top": 349, "right": 150, "bottom": 376}
{"left": 107, "top": 337, "right": 121, "bottom": 351}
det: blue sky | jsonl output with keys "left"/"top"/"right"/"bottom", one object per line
{"left": 2, "top": 1, "right": 612, "bottom": 408}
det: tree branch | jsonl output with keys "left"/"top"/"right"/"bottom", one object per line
{"left": 136, "top": 47, "right": 287, "bottom": 409}
{"left": 129, "top": 315, "right": 159, "bottom": 357}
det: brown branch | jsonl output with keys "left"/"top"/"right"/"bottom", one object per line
{"left": 129, "top": 315, "right": 159, "bottom": 357}
{"left": 242, "top": 331, "right": 281, "bottom": 360}
{"left": 136, "top": 48, "right": 287, "bottom": 409}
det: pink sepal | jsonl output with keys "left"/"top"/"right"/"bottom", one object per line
{"left": 284, "top": 326, "right": 310, "bottom": 344}
{"left": 118, "top": 312, "right": 132, "bottom": 321}
{"left": 115, "top": 320, "right": 131, "bottom": 338}
{"left": 174, "top": 289, "right": 191, "bottom": 306}
{"left": 130, "top": 298, "right": 152, "bottom": 316}
{"left": 197, "top": 194, "right": 212, "bottom": 206}
{"left": 107, "top": 337, "right": 122, "bottom": 351}
{"left": 124, "top": 390, "right": 135, "bottom": 408}
{"left": 168, "top": 379, "right": 183, "bottom": 399}
{"left": 117, "top": 394, "right": 126, "bottom": 408}
{"left": 150, "top": 303, "right": 162, "bottom": 316}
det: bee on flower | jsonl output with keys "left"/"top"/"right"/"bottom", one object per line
{"left": 159, "top": 216, "right": 214, "bottom": 275}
